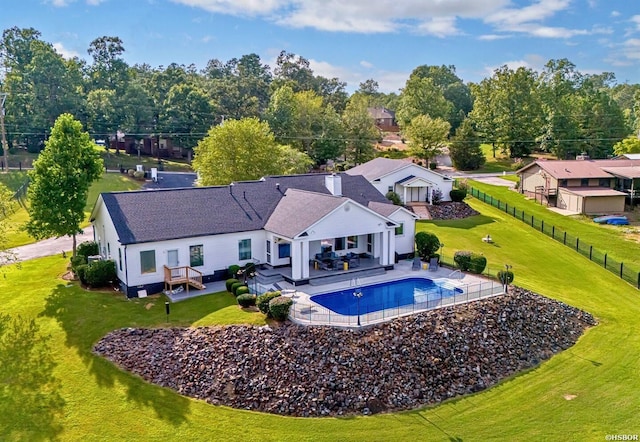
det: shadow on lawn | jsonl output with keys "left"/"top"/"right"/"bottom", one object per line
{"left": 0, "top": 314, "right": 65, "bottom": 441}
{"left": 39, "top": 284, "right": 218, "bottom": 427}
{"left": 427, "top": 215, "right": 497, "bottom": 229}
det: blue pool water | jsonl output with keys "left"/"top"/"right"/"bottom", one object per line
{"left": 310, "top": 278, "right": 463, "bottom": 316}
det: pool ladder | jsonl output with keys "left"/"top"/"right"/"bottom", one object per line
{"left": 448, "top": 270, "right": 463, "bottom": 280}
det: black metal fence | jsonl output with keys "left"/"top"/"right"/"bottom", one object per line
{"left": 469, "top": 187, "right": 640, "bottom": 289}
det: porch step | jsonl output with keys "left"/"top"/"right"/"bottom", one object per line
{"left": 256, "top": 269, "right": 284, "bottom": 285}
{"left": 308, "top": 267, "right": 386, "bottom": 286}
{"left": 408, "top": 204, "right": 432, "bottom": 219}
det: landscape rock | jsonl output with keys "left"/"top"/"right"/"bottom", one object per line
{"left": 93, "top": 287, "right": 595, "bottom": 417}
{"left": 427, "top": 201, "right": 479, "bottom": 220}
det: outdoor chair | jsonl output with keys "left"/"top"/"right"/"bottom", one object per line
{"left": 428, "top": 257, "right": 439, "bottom": 271}
{"left": 412, "top": 257, "right": 421, "bottom": 270}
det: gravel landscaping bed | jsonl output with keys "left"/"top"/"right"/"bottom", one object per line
{"left": 427, "top": 201, "right": 480, "bottom": 220}
{"left": 94, "top": 288, "right": 595, "bottom": 417}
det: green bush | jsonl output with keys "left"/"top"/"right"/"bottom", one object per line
{"left": 454, "top": 250, "right": 472, "bottom": 271}
{"left": 84, "top": 260, "right": 117, "bottom": 287}
{"left": 75, "top": 264, "right": 89, "bottom": 285}
{"left": 385, "top": 191, "right": 401, "bottom": 205}
{"left": 225, "top": 278, "right": 239, "bottom": 292}
{"left": 498, "top": 270, "right": 515, "bottom": 284}
{"left": 235, "top": 286, "right": 250, "bottom": 297}
{"left": 269, "top": 296, "right": 293, "bottom": 321}
{"left": 429, "top": 162, "right": 437, "bottom": 170}
{"left": 257, "top": 291, "right": 281, "bottom": 315}
{"left": 133, "top": 170, "right": 145, "bottom": 180}
{"left": 70, "top": 255, "right": 87, "bottom": 271}
{"left": 77, "top": 241, "right": 99, "bottom": 258}
{"left": 415, "top": 232, "right": 440, "bottom": 260}
{"left": 231, "top": 282, "right": 246, "bottom": 296}
{"left": 127, "top": 169, "right": 135, "bottom": 177}
{"left": 450, "top": 189, "right": 467, "bottom": 202}
{"left": 469, "top": 254, "right": 487, "bottom": 274}
{"left": 237, "top": 293, "right": 257, "bottom": 308}
{"left": 228, "top": 265, "right": 241, "bottom": 279}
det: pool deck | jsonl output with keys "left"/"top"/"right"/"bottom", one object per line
{"left": 279, "top": 260, "right": 505, "bottom": 328}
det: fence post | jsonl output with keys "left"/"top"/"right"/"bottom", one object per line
{"left": 490, "top": 195, "right": 493, "bottom": 205}
{"left": 541, "top": 220, "right": 544, "bottom": 232}
{"left": 521, "top": 211, "right": 525, "bottom": 221}
{"left": 637, "top": 272, "right": 640, "bottom": 290}
{"left": 563, "top": 232, "right": 567, "bottom": 245}
{"left": 552, "top": 226, "right": 555, "bottom": 239}
{"left": 531, "top": 215, "right": 534, "bottom": 227}
{"left": 604, "top": 253, "right": 607, "bottom": 268}
{"left": 576, "top": 238, "right": 579, "bottom": 251}
{"left": 505, "top": 203, "right": 508, "bottom": 213}
{"left": 513, "top": 207, "right": 516, "bottom": 217}
{"left": 589, "top": 245, "right": 593, "bottom": 260}
{"left": 620, "top": 262, "right": 624, "bottom": 279}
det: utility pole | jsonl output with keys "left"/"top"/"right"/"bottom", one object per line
{"left": 0, "top": 93, "right": 8, "bottom": 173}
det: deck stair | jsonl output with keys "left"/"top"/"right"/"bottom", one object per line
{"left": 164, "top": 265, "right": 206, "bottom": 293}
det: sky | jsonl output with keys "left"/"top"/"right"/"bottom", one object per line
{"left": 2, "top": 0, "right": 640, "bottom": 93}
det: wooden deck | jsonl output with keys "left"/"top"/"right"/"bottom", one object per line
{"left": 164, "top": 265, "right": 205, "bottom": 293}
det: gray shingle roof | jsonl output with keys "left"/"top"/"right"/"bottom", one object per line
{"left": 97, "top": 172, "right": 391, "bottom": 245}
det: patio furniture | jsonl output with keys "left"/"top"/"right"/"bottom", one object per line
{"left": 412, "top": 257, "right": 421, "bottom": 270}
{"left": 428, "top": 257, "right": 439, "bottom": 271}
{"left": 343, "top": 252, "right": 360, "bottom": 268}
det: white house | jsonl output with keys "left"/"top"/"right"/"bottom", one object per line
{"left": 90, "top": 173, "right": 417, "bottom": 298}
{"left": 346, "top": 157, "right": 454, "bottom": 204}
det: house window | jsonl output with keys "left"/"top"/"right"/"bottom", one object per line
{"left": 335, "top": 237, "right": 346, "bottom": 251}
{"left": 190, "top": 245, "right": 204, "bottom": 267}
{"left": 581, "top": 178, "right": 589, "bottom": 187}
{"left": 118, "top": 248, "right": 122, "bottom": 271}
{"left": 395, "top": 223, "right": 404, "bottom": 236}
{"left": 347, "top": 235, "right": 358, "bottom": 249}
{"left": 238, "top": 239, "right": 251, "bottom": 260}
{"left": 140, "top": 250, "right": 156, "bottom": 274}
{"left": 599, "top": 178, "right": 611, "bottom": 187}
{"left": 367, "top": 234, "right": 373, "bottom": 253}
{"left": 388, "top": 185, "right": 393, "bottom": 192}
{"left": 278, "top": 243, "right": 291, "bottom": 259}
{"left": 559, "top": 179, "right": 568, "bottom": 187}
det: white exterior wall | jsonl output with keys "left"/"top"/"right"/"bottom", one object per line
{"left": 388, "top": 210, "right": 417, "bottom": 256}
{"left": 120, "top": 230, "right": 267, "bottom": 288}
{"left": 372, "top": 165, "right": 453, "bottom": 203}
{"left": 92, "top": 197, "right": 125, "bottom": 281}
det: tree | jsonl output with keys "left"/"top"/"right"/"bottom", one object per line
{"left": 469, "top": 66, "right": 542, "bottom": 158}
{"left": 415, "top": 232, "right": 440, "bottom": 260}
{"left": 404, "top": 114, "right": 450, "bottom": 165}
{"left": 396, "top": 76, "right": 452, "bottom": 128}
{"left": 192, "top": 117, "right": 312, "bottom": 185}
{"left": 613, "top": 136, "right": 640, "bottom": 156}
{"left": 449, "top": 119, "right": 486, "bottom": 170}
{"left": 342, "top": 96, "right": 378, "bottom": 165}
{"left": 26, "top": 114, "right": 103, "bottom": 257}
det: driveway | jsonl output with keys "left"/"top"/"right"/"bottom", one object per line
{"left": 143, "top": 172, "right": 197, "bottom": 189}
{"left": 10, "top": 226, "right": 95, "bottom": 262}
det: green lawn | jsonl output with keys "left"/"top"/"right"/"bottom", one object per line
{"left": 3, "top": 187, "right": 640, "bottom": 440}
{"left": 2, "top": 172, "right": 141, "bottom": 249}
{"left": 468, "top": 179, "right": 640, "bottom": 266}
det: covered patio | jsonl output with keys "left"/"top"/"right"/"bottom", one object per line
{"left": 395, "top": 175, "right": 436, "bottom": 204}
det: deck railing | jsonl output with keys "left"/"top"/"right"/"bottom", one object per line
{"left": 163, "top": 265, "right": 204, "bottom": 290}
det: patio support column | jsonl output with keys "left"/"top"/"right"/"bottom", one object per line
{"left": 380, "top": 230, "right": 390, "bottom": 265}
{"left": 301, "top": 240, "right": 310, "bottom": 279}
{"left": 427, "top": 186, "right": 432, "bottom": 204}
{"left": 403, "top": 185, "right": 407, "bottom": 205}
{"left": 291, "top": 240, "right": 302, "bottom": 280}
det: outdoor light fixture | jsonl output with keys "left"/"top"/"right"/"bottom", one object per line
{"left": 353, "top": 289, "right": 363, "bottom": 327}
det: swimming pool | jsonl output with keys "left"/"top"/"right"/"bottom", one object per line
{"left": 310, "top": 277, "right": 463, "bottom": 316}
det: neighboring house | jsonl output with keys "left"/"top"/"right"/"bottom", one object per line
{"left": 516, "top": 159, "right": 640, "bottom": 214}
{"left": 346, "top": 157, "right": 454, "bottom": 205}
{"left": 90, "top": 173, "right": 417, "bottom": 298}
{"left": 368, "top": 107, "right": 399, "bottom": 132}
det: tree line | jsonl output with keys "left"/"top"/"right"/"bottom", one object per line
{"left": 1, "top": 26, "right": 639, "bottom": 174}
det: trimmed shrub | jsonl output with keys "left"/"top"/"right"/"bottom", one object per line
{"left": 237, "top": 293, "right": 257, "bottom": 308}
{"left": 454, "top": 250, "right": 472, "bottom": 271}
{"left": 235, "top": 286, "right": 250, "bottom": 297}
{"left": 77, "top": 241, "right": 99, "bottom": 258}
{"left": 498, "top": 270, "right": 515, "bottom": 285}
{"left": 231, "top": 282, "right": 246, "bottom": 296}
{"left": 228, "top": 265, "right": 241, "bottom": 279}
{"left": 385, "top": 191, "right": 401, "bottom": 206}
{"left": 225, "top": 278, "right": 239, "bottom": 292}
{"left": 70, "top": 255, "right": 87, "bottom": 271}
{"left": 429, "top": 161, "right": 437, "bottom": 170}
{"left": 257, "top": 291, "right": 281, "bottom": 315}
{"left": 133, "top": 170, "right": 145, "bottom": 180}
{"left": 469, "top": 254, "right": 487, "bottom": 274}
{"left": 269, "top": 296, "right": 293, "bottom": 321}
{"left": 127, "top": 169, "right": 135, "bottom": 177}
{"left": 450, "top": 188, "right": 467, "bottom": 202}
{"left": 84, "top": 260, "right": 117, "bottom": 287}
{"left": 75, "top": 264, "right": 89, "bottom": 285}
{"left": 415, "top": 232, "right": 440, "bottom": 260}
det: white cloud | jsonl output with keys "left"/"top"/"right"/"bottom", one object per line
{"left": 306, "top": 58, "right": 407, "bottom": 93}
{"left": 483, "top": 54, "right": 546, "bottom": 77}
{"left": 48, "top": 0, "right": 104, "bottom": 5}
{"left": 416, "top": 17, "right": 461, "bottom": 38}
{"left": 631, "top": 15, "right": 640, "bottom": 31}
{"left": 53, "top": 42, "right": 80, "bottom": 59}
{"left": 171, "top": 0, "right": 288, "bottom": 16}
{"left": 478, "top": 34, "right": 510, "bottom": 41}
{"left": 360, "top": 60, "right": 373, "bottom": 69}
{"left": 611, "top": 10, "right": 620, "bottom": 17}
